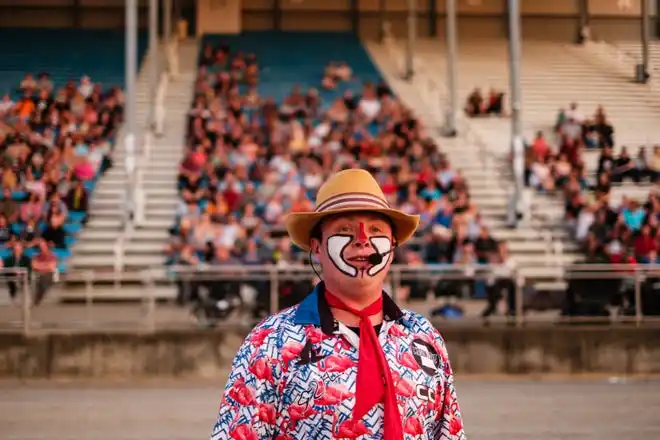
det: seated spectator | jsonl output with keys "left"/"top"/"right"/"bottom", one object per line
{"left": 531, "top": 131, "right": 552, "bottom": 163}
{"left": 634, "top": 224, "right": 657, "bottom": 262}
{"left": 649, "top": 146, "right": 660, "bottom": 182}
{"left": 20, "top": 193, "right": 44, "bottom": 223}
{"left": 474, "top": 226, "right": 498, "bottom": 264}
{"left": 64, "top": 180, "right": 89, "bottom": 217}
{"left": 42, "top": 203, "right": 67, "bottom": 249}
{"left": 465, "top": 88, "right": 484, "bottom": 116}
{"left": 621, "top": 199, "right": 645, "bottom": 232}
{"left": 484, "top": 88, "right": 505, "bottom": 116}
{"left": 611, "top": 146, "right": 636, "bottom": 183}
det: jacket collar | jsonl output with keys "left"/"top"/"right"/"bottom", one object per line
{"left": 293, "top": 282, "right": 404, "bottom": 335}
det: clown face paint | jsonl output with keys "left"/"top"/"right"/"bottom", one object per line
{"left": 326, "top": 235, "right": 358, "bottom": 278}
{"left": 368, "top": 236, "right": 392, "bottom": 276}
{"left": 325, "top": 233, "right": 393, "bottom": 279}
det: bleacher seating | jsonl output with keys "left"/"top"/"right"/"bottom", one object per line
{"left": 199, "top": 31, "right": 382, "bottom": 107}
{"left": 0, "top": 29, "right": 147, "bottom": 273}
{"left": 169, "top": 31, "right": 508, "bottom": 313}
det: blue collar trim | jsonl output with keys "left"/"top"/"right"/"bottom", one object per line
{"left": 293, "top": 284, "right": 322, "bottom": 326}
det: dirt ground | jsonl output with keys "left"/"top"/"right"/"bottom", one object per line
{"left": 1, "top": 378, "right": 659, "bottom": 440}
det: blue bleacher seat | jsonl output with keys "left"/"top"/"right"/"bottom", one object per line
{"left": 53, "top": 248, "right": 72, "bottom": 260}
{"left": 0, "top": 28, "right": 147, "bottom": 97}
{"left": 68, "top": 211, "right": 87, "bottom": 224}
{"left": 199, "top": 31, "right": 383, "bottom": 109}
{"left": 0, "top": 248, "right": 11, "bottom": 259}
{"left": 63, "top": 223, "right": 82, "bottom": 236}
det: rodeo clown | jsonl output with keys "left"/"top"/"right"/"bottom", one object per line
{"left": 211, "top": 169, "right": 466, "bottom": 440}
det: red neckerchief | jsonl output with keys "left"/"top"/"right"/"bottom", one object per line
{"left": 325, "top": 290, "right": 403, "bottom": 440}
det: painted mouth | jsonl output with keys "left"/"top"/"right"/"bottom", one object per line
{"left": 346, "top": 256, "right": 373, "bottom": 267}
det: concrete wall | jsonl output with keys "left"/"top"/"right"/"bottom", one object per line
{"left": 197, "top": 0, "right": 242, "bottom": 35}
{"left": 2, "top": 324, "right": 660, "bottom": 379}
{"left": 0, "top": 0, "right": 658, "bottom": 41}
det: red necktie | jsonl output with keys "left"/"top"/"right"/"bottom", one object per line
{"left": 325, "top": 290, "right": 403, "bottom": 440}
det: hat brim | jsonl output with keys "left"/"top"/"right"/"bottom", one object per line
{"left": 285, "top": 207, "right": 420, "bottom": 252}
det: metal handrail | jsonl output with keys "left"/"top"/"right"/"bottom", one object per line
{"left": 8, "top": 263, "right": 660, "bottom": 334}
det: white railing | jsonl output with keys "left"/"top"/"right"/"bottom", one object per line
{"left": 113, "top": 236, "right": 125, "bottom": 274}
{"left": 167, "top": 36, "right": 180, "bottom": 78}
{"left": 6, "top": 263, "right": 659, "bottom": 334}
{"left": 134, "top": 168, "right": 146, "bottom": 227}
{"left": 154, "top": 71, "right": 168, "bottom": 137}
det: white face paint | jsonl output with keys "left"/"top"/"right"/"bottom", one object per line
{"left": 368, "top": 236, "right": 392, "bottom": 276}
{"left": 326, "top": 235, "right": 358, "bottom": 277}
{"left": 325, "top": 234, "right": 392, "bottom": 279}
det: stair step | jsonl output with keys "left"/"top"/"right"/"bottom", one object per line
{"left": 93, "top": 187, "right": 178, "bottom": 198}
{"left": 75, "top": 241, "right": 164, "bottom": 255}
{"left": 78, "top": 229, "right": 170, "bottom": 242}
{"left": 512, "top": 253, "right": 582, "bottom": 266}
{"left": 70, "top": 254, "right": 164, "bottom": 269}
{"left": 90, "top": 198, "right": 177, "bottom": 209}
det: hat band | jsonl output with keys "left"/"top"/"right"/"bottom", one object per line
{"left": 315, "top": 193, "right": 390, "bottom": 213}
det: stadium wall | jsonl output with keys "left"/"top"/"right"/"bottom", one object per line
{"left": 1, "top": 325, "right": 660, "bottom": 379}
{"left": 0, "top": 0, "right": 658, "bottom": 41}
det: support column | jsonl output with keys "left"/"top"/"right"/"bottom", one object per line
{"left": 125, "top": 0, "right": 138, "bottom": 222}
{"left": 405, "top": 0, "right": 416, "bottom": 81}
{"left": 429, "top": 0, "right": 437, "bottom": 37}
{"left": 507, "top": 0, "right": 524, "bottom": 227}
{"left": 379, "top": 0, "right": 386, "bottom": 43}
{"left": 350, "top": 0, "right": 359, "bottom": 35}
{"left": 577, "top": 0, "right": 589, "bottom": 44}
{"left": 444, "top": 0, "right": 458, "bottom": 137}
{"left": 164, "top": 0, "right": 172, "bottom": 39}
{"left": 274, "top": 0, "right": 282, "bottom": 30}
{"left": 656, "top": 0, "right": 660, "bottom": 38}
{"left": 638, "top": 0, "right": 651, "bottom": 83}
{"left": 149, "top": 0, "right": 159, "bottom": 130}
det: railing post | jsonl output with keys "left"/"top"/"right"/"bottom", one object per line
{"left": 85, "top": 270, "right": 94, "bottom": 329}
{"left": 269, "top": 267, "right": 279, "bottom": 314}
{"left": 515, "top": 272, "right": 524, "bottom": 328}
{"left": 21, "top": 269, "right": 31, "bottom": 336}
{"left": 145, "top": 269, "right": 156, "bottom": 333}
{"left": 634, "top": 270, "right": 643, "bottom": 327}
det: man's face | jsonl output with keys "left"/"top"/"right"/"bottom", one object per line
{"left": 313, "top": 212, "right": 394, "bottom": 294}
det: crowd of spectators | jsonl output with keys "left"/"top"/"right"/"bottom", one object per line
{"left": 525, "top": 102, "right": 660, "bottom": 266}
{"left": 166, "top": 42, "right": 508, "bottom": 308}
{"left": 0, "top": 73, "right": 120, "bottom": 303}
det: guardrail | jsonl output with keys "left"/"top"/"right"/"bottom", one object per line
{"left": 4, "top": 263, "right": 660, "bottom": 335}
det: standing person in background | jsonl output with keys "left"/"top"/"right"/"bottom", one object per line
{"left": 210, "top": 169, "right": 466, "bottom": 440}
{"left": 31, "top": 239, "right": 57, "bottom": 305}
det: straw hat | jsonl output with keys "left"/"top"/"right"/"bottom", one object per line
{"left": 285, "top": 168, "right": 420, "bottom": 251}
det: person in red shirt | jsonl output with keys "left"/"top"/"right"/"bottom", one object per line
{"left": 634, "top": 224, "right": 657, "bottom": 262}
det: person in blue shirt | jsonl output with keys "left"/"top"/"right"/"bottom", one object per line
{"left": 211, "top": 169, "right": 466, "bottom": 440}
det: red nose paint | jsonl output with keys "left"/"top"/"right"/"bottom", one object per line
{"left": 357, "top": 222, "right": 368, "bottom": 243}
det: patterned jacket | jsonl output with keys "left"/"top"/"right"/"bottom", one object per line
{"left": 211, "top": 283, "right": 466, "bottom": 439}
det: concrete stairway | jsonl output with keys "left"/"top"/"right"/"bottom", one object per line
{"left": 69, "top": 40, "right": 199, "bottom": 274}
{"left": 366, "top": 40, "right": 582, "bottom": 284}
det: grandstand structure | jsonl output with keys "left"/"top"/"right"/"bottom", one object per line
{"left": 0, "top": 0, "right": 659, "bottom": 316}
{"left": 368, "top": 36, "right": 660, "bottom": 286}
